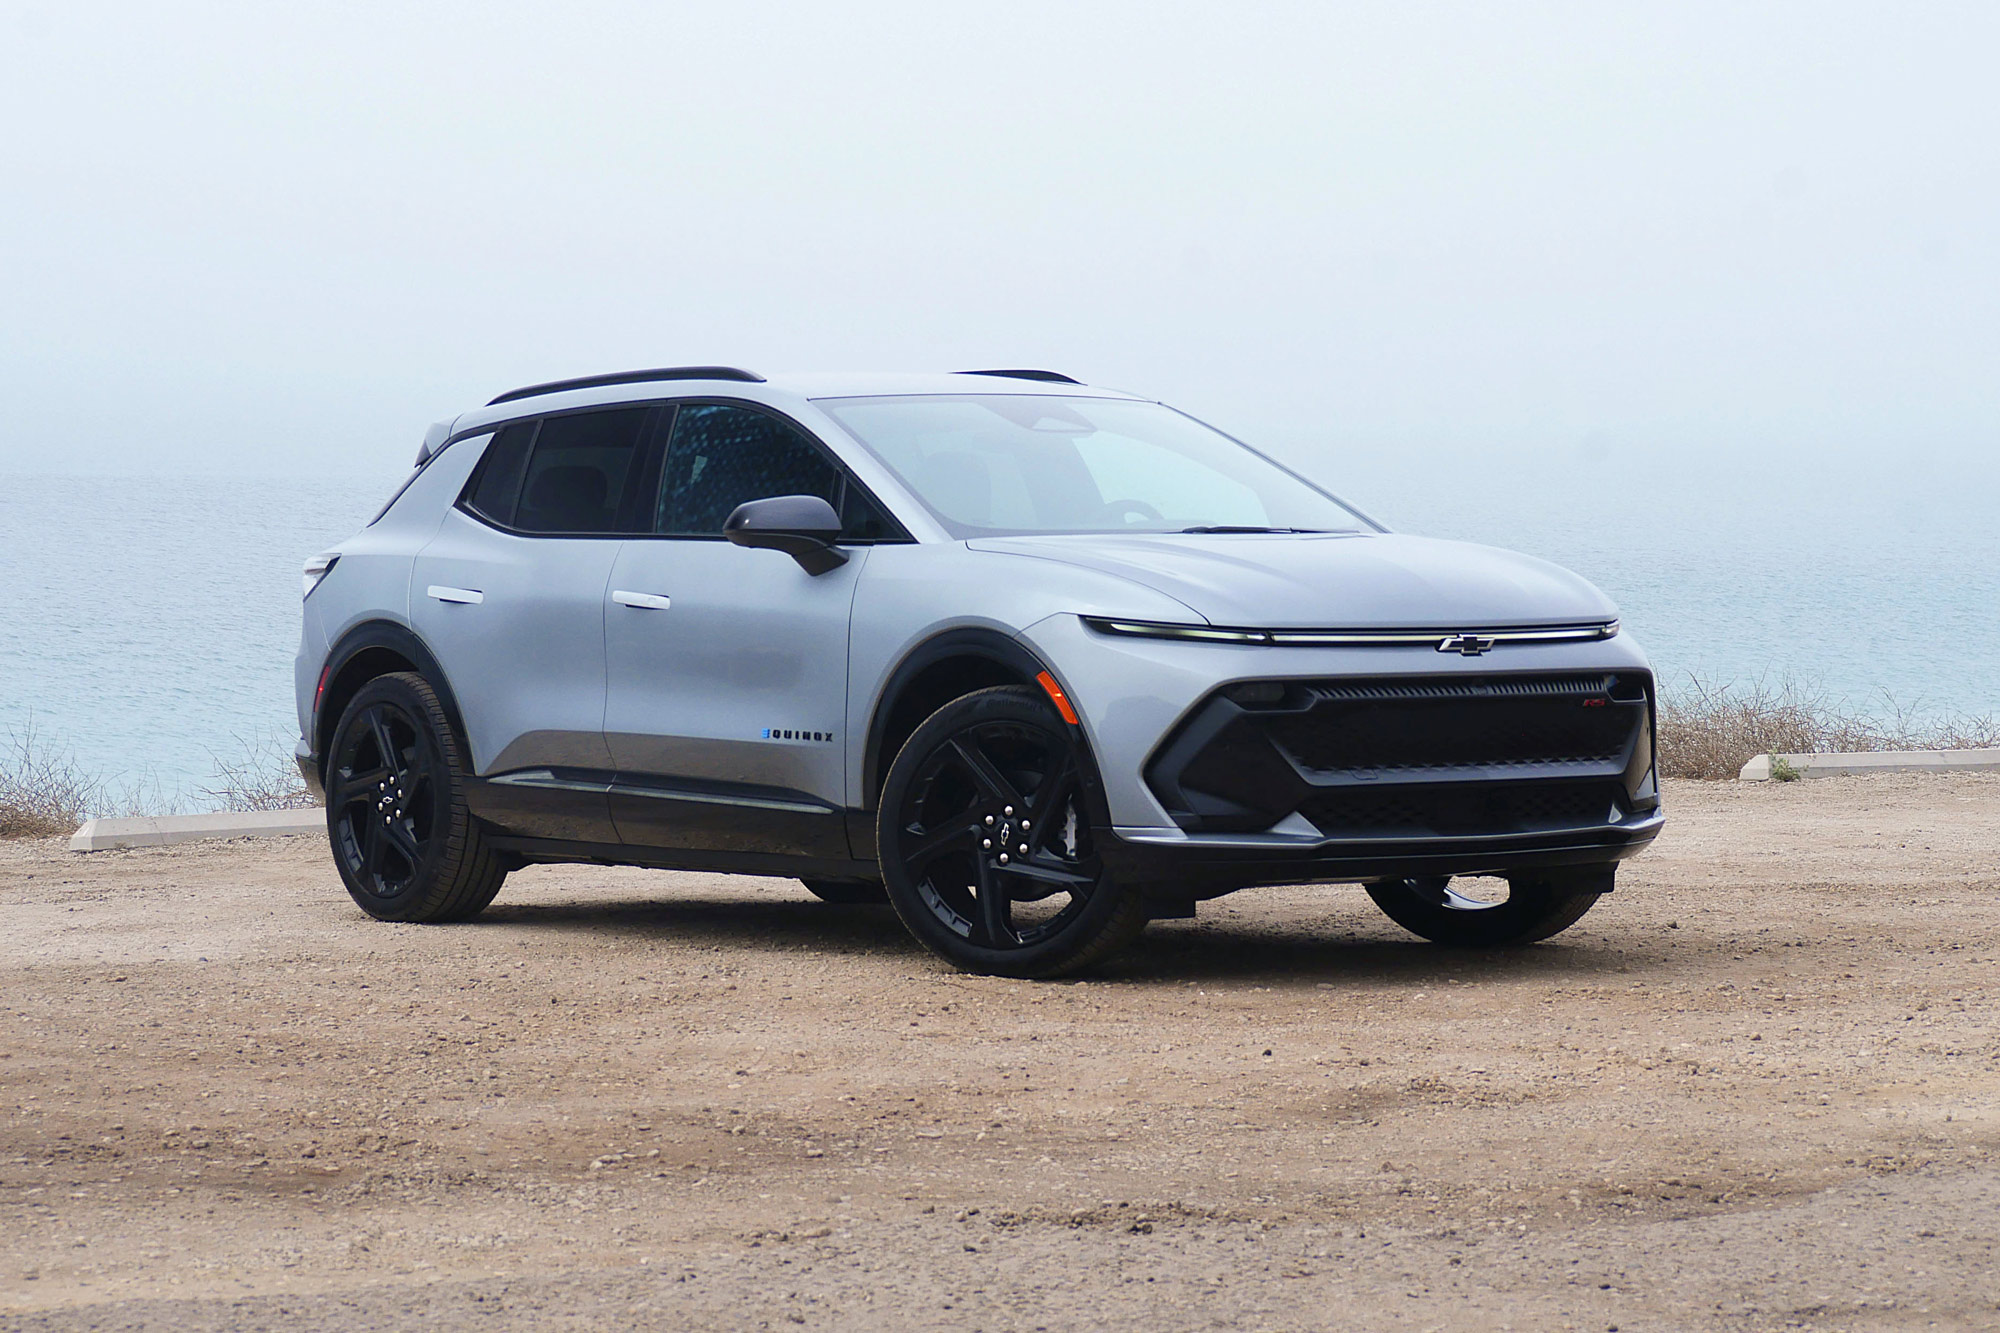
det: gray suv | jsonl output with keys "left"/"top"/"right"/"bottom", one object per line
{"left": 297, "top": 367, "right": 1661, "bottom": 976}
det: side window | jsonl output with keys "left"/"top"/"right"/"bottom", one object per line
{"left": 463, "top": 425, "right": 533, "bottom": 526}
{"left": 655, "top": 404, "right": 842, "bottom": 535}
{"left": 513, "top": 408, "right": 652, "bottom": 535}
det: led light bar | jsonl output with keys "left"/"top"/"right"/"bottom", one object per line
{"left": 1081, "top": 617, "right": 1619, "bottom": 649}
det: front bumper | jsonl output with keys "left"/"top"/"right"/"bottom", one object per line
{"left": 1099, "top": 808, "right": 1664, "bottom": 894}
{"left": 1018, "top": 614, "right": 1665, "bottom": 893}
{"left": 1018, "top": 612, "right": 1662, "bottom": 831}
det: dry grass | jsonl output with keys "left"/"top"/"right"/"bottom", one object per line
{"left": 2, "top": 728, "right": 318, "bottom": 838}
{"left": 0, "top": 723, "right": 103, "bottom": 838}
{"left": 196, "top": 735, "right": 319, "bottom": 812}
{"left": 1657, "top": 676, "right": 2000, "bottom": 780}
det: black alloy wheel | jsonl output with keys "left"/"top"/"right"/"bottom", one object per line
{"left": 326, "top": 672, "right": 507, "bottom": 923}
{"left": 1365, "top": 871, "right": 1608, "bottom": 946}
{"left": 878, "top": 686, "right": 1144, "bottom": 977}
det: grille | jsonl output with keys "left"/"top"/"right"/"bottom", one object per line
{"left": 1298, "top": 780, "right": 1620, "bottom": 838}
{"left": 1269, "top": 673, "right": 1644, "bottom": 774}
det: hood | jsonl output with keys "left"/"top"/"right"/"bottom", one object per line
{"left": 966, "top": 531, "right": 1619, "bottom": 630}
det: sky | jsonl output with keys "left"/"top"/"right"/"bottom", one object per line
{"left": 2, "top": 0, "right": 1996, "bottom": 483}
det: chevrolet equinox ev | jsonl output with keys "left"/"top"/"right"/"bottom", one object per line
{"left": 296, "top": 367, "right": 1661, "bottom": 977}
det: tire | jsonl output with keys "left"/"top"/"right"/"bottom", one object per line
{"left": 877, "top": 685, "right": 1145, "bottom": 978}
{"left": 324, "top": 672, "right": 507, "bottom": 923}
{"left": 1365, "top": 869, "right": 1609, "bottom": 947}
{"left": 800, "top": 877, "right": 888, "bottom": 905}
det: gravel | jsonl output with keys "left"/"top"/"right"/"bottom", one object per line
{"left": 2, "top": 774, "right": 1996, "bottom": 1330}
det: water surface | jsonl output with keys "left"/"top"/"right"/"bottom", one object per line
{"left": 3, "top": 451, "right": 1992, "bottom": 808}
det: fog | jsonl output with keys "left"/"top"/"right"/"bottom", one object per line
{"left": 2, "top": 1, "right": 1995, "bottom": 484}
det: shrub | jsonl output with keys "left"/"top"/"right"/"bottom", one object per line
{"left": 1657, "top": 676, "right": 2000, "bottom": 780}
{"left": 0, "top": 723, "right": 101, "bottom": 838}
{"left": 197, "top": 734, "right": 319, "bottom": 812}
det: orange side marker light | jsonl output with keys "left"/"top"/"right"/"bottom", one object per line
{"left": 1035, "top": 670, "right": 1080, "bottom": 726}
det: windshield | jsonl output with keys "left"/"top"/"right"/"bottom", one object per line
{"left": 816, "top": 395, "right": 1375, "bottom": 538}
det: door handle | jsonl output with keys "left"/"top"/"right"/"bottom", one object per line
{"left": 427, "top": 585, "right": 484, "bottom": 605}
{"left": 611, "top": 590, "right": 672, "bottom": 611}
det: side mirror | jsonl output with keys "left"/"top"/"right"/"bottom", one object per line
{"left": 722, "top": 495, "right": 849, "bottom": 575}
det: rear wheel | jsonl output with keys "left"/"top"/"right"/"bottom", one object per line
{"left": 1365, "top": 869, "right": 1608, "bottom": 946}
{"left": 878, "top": 686, "right": 1144, "bottom": 978}
{"left": 800, "top": 877, "right": 888, "bottom": 905}
{"left": 325, "top": 673, "right": 507, "bottom": 923}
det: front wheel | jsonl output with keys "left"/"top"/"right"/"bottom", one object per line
{"left": 1365, "top": 869, "right": 1609, "bottom": 946}
{"left": 878, "top": 686, "right": 1144, "bottom": 978}
{"left": 325, "top": 672, "right": 507, "bottom": 923}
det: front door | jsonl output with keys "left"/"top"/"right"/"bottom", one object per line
{"left": 602, "top": 402, "right": 871, "bottom": 858}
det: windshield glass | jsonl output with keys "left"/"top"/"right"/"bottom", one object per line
{"left": 817, "top": 395, "right": 1375, "bottom": 538}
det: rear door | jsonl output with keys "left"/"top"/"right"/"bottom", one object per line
{"left": 602, "top": 401, "right": 896, "bottom": 858}
{"left": 411, "top": 406, "right": 659, "bottom": 842}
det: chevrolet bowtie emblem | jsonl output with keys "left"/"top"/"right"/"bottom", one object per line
{"left": 1437, "top": 633, "right": 1497, "bottom": 656}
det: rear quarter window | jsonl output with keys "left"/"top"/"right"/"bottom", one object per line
{"left": 462, "top": 423, "right": 536, "bottom": 526}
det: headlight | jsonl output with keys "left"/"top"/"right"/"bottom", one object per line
{"left": 302, "top": 554, "right": 339, "bottom": 599}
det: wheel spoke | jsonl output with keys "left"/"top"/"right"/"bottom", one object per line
{"left": 950, "top": 737, "right": 1024, "bottom": 809}
{"left": 360, "top": 818, "right": 387, "bottom": 875}
{"left": 329, "top": 766, "right": 389, "bottom": 809}
{"left": 973, "top": 856, "right": 1013, "bottom": 948}
{"left": 1023, "top": 763, "right": 1079, "bottom": 858}
{"left": 901, "top": 818, "right": 979, "bottom": 872}
{"left": 1404, "top": 877, "right": 1459, "bottom": 908}
{"left": 368, "top": 710, "right": 404, "bottom": 776}
{"left": 995, "top": 856, "right": 1095, "bottom": 892}
{"left": 382, "top": 816, "right": 423, "bottom": 867}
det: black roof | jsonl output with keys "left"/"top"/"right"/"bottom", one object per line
{"left": 488, "top": 366, "right": 765, "bottom": 406}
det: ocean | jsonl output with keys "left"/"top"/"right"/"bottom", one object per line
{"left": 3, "top": 449, "right": 1994, "bottom": 809}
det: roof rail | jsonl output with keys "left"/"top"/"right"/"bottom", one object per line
{"left": 956, "top": 368, "right": 1085, "bottom": 385}
{"left": 488, "top": 366, "right": 765, "bottom": 406}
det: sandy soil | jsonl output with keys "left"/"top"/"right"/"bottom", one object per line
{"left": 2, "top": 774, "right": 1997, "bottom": 1332}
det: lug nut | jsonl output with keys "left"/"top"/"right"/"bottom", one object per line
{"left": 984, "top": 815, "right": 995, "bottom": 826}
{"left": 981, "top": 839, "right": 991, "bottom": 849}
{"left": 1018, "top": 843, "right": 1028, "bottom": 854}
{"left": 1003, "top": 805, "right": 1014, "bottom": 816}
{"left": 998, "top": 853, "right": 1009, "bottom": 864}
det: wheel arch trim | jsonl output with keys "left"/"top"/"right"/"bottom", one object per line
{"left": 860, "top": 626, "right": 1082, "bottom": 809}
{"left": 312, "top": 619, "right": 469, "bottom": 782}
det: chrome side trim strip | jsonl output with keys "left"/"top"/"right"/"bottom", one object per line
{"left": 487, "top": 769, "right": 833, "bottom": 815}
{"left": 488, "top": 769, "right": 610, "bottom": 794}
{"left": 609, "top": 784, "right": 833, "bottom": 816}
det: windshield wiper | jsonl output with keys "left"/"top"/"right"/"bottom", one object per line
{"left": 1179, "top": 525, "right": 1324, "bottom": 534}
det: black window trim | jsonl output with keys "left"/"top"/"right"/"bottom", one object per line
{"left": 640, "top": 395, "right": 910, "bottom": 545}
{"left": 454, "top": 408, "right": 664, "bottom": 539}
{"left": 452, "top": 396, "right": 915, "bottom": 544}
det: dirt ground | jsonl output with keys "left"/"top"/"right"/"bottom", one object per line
{"left": 2, "top": 774, "right": 1996, "bottom": 1332}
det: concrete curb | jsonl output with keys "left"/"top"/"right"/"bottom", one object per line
{"left": 1739, "top": 748, "right": 2000, "bottom": 782}
{"left": 70, "top": 809, "right": 325, "bottom": 852}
